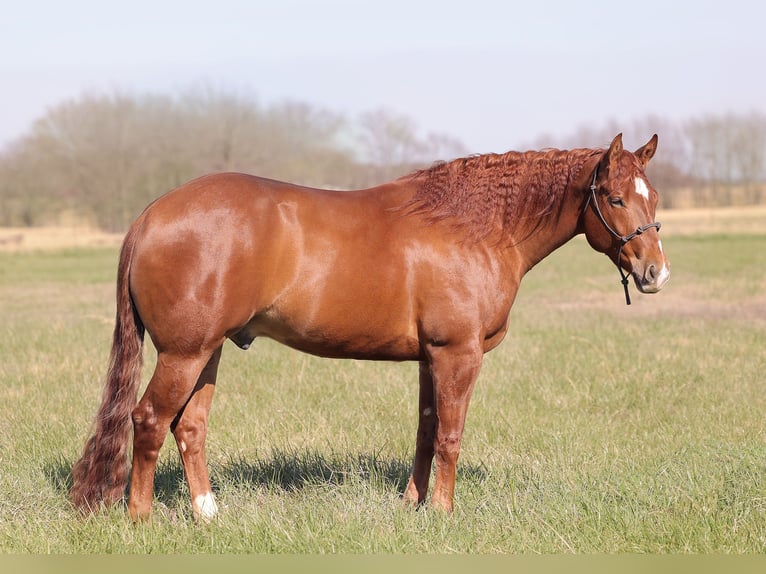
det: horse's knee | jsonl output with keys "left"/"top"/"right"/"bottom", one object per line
{"left": 435, "top": 432, "right": 463, "bottom": 463}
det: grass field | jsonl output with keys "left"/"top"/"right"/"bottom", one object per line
{"left": 0, "top": 221, "right": 765, "bottom": 553}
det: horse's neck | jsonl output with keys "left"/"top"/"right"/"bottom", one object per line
{"left": 511, "top": 164, "right": 593, "bottom": 275}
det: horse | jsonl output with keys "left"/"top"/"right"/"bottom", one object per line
{"left": 70, "top": 133, "right": 670, "bottom": 521}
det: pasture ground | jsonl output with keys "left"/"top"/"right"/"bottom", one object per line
{"left": 0, "top": 209, "right": 764, "bottom": 553}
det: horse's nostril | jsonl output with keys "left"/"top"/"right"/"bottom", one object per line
{"left": 647, "top": 264, "right": 657, "bottom": 281}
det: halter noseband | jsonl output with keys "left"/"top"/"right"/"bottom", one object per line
{"left": 584, "top": 166, "right": 661, "bottom": 305}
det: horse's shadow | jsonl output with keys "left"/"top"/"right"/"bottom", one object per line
{"left": 47, "top": 448, "right": 488, "bottom": 510}
{"left": 217, "top": 448, "right": 413, "bottom": 493}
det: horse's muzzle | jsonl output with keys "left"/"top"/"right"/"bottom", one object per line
{"left": 633, "top": 261, "right": 671, "bottom": 294}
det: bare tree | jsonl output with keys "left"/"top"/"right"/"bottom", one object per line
{"left": 1, "top": 90, "right": 469, "bottom": 229}
{"left": 357, "top": 108, "right": 466, "bottom": 182}
{"left": 685, "top": 113, "right": 766, "bottom": 205}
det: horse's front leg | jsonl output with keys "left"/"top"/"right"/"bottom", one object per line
{"left": 404, "top": 361, "right": 437, "bottom": 506}
{"left": 427, "top": 341, "right": 483, "bottom": 512}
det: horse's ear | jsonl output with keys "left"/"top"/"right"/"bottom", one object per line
{"left": 602, "top": 133, "right": 623, "bottom": 172}
{"left": 635, "top": 134, "right": 658, "bottom": 168}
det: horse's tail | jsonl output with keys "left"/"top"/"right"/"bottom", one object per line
{"left": 70, "top": 222, "right": 145, "bottom": 513}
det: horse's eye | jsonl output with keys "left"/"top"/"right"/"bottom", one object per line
{"left": 609, "top": 197, "right": 625, "bottom": 207}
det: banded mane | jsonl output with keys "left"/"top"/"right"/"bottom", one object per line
{"left": 404, "top": 147, "right": 603, "bottom": 242}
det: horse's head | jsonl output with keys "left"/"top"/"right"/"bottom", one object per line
{"left": 581, "top": 133, "right": 670, "bottom": 303}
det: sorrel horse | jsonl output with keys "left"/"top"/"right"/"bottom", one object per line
{"left": 71, "top": 133, "right": 670, "bottom": 520}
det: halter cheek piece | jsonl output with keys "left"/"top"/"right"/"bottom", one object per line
{"left": 584, "top": 166, "right": 661, "bottom": 305}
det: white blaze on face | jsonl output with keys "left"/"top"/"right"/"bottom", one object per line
{"left": 656, "top": 240, "right": 671, "bottom": 286}
{"left": 634, "top": 177, "right": 650, "bottom": 200}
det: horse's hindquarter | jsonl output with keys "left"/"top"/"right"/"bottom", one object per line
{"left": 130, "top": 173, "right": 516, "bottom": 360}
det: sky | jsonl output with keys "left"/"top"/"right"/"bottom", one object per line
{"left": 1, "top": 0, "right": 764, "bottom": 154}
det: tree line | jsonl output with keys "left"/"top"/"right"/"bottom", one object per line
{"left": 0, "top": 88, "right": 763, "bottom": 231}
{"left": 0, "top": 89, "right": 464, "bottom": 231}
{"left": 529, "top": 112, "right": 766, "bottom": 209}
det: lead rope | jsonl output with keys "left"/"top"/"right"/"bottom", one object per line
{"left": 617, "top": 243, "right": 632, "bottom": 305}
{"left": 586, "top": 167, "right": 661, "bottom": 306}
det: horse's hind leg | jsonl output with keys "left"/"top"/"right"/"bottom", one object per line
{"left": 404, "top": 361, "right": 437, "bottom": 506}
{"left": 171, "top": 345, "right": 222, "bottom": 521}
{"left": 128, "top": 350, "right": 214, "bottom": 521}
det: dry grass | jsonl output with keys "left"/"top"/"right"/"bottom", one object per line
{"left": 0, "top": 226, "right": 123, "bottom": 252}
{"left": 657, "top": 205, "right": 766, "bottom": 236}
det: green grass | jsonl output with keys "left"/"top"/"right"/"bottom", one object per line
{"left": 0, "top": 236, "right": 765, "bottom": 553}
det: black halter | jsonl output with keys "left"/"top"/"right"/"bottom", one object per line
{"left": 584, "top": 166, "right": 661, "bottom": 305}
